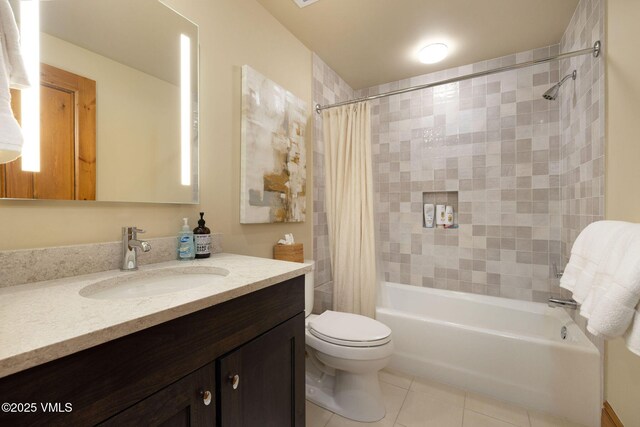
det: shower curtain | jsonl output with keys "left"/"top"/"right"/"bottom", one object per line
{"left": 322, "top": 102, "right": 377, "bottom": 318}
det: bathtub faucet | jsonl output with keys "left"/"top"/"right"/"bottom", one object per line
{"left": 548, "top": 298, "right": 578, "bottom": 310}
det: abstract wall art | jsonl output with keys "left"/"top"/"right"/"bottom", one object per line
{"left": 240, "top": 65, "right": 307, "bottom": 224}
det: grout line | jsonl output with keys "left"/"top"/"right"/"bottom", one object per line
{"left": 388, "top": 387, "right": 410, "bottom": 426}
{"left": 394, "top": 387, "right": 411, "bottom": 426}
{"left": 463, "top": 407, "right": 524, "bottom": 427}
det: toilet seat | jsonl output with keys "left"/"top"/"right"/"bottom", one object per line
{"left": 305, "top": 328, "right": 394, "bottom": 362}
{"left": 308, "top": 310, "right": 392, "bottom": 347}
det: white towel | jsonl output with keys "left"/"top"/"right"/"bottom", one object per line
{"left": 580, "top": 225, "right": 640, "bottom": 318}
{"left": 0, "top": 0, "right": 30, "bottom": 164}
{"left": 588, "top": 238, "right": 640, "bottom": 338}
{"left": 560, "top": 221, "right": 628, "bottom": 303}
{"left": 561, "top": 220, "right": 640, "bottom": 355}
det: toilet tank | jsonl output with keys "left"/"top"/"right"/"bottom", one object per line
{"left": 304, "top": 260, "right": 315, "bottom": 317}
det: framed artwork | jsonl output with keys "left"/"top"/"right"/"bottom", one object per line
{"left": 240, "top": 65, "right": 307, "bottom": 224}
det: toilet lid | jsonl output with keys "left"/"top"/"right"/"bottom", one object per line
{"left": 308, "top": 311, "right": 392, "bottom": 347}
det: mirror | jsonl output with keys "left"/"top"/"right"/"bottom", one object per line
{"left": 2, "top": 0, "right": 199, "bottom": 204}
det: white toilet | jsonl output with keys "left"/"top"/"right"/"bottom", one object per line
{"left": 304, "top": 261, "right": 393, "bottom": 422}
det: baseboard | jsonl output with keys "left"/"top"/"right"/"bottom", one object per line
{"left": 602, "top": 401, "right": 624, "bottom": 427}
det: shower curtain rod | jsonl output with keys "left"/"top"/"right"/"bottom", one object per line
{"left": 315, "top": 41, "right": 601, "bottom": 114}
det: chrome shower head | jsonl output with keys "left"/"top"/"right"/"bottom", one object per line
{"left": 543, "top": 70, "right": 577, "bottom": 100}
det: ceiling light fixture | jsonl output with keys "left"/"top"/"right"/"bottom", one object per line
{"left": 292, "top": 0, "right": 321, "bottom": 8}
{"left": 418, "top": 43, "right": 448, "bottom": 64}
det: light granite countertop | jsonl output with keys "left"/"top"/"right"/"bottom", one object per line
{"left": 0, "top": 253, "right": 311, "bottom": 379}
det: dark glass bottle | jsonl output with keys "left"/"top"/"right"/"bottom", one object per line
{"left": 193, "top": 212, "right": 211, "bottom": 259}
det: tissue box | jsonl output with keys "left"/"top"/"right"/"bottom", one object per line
{"left": 273, "top": 243, "right": 304, "bottom": 263}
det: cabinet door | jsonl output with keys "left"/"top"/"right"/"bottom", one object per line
{"left": 99, "top": 362, "right": 216, "bottom": 427}
{"left": 218, "top": 313, "right": 305, "bottom": 427}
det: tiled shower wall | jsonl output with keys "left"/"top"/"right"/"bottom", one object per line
{"left": 559, "top": 0, "right": 605, "bottom": 266}
{"left": 559, "top": 0, "right": 605, "bottom": 354}
{"left": 311, "top": 53, "right": 354, "bottom": 312}
{"left": 311, "top": 0, "right": 604, "bottom": 305}
{"left": 357, "top": 47, "right": 564, "bottom": 302}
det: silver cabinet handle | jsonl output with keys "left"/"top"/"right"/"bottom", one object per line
{"left": 229, "top": 374, "right": 240, "bottom": 390}
{"left": 200, "top": 390, "right": 212, "bottom": 406}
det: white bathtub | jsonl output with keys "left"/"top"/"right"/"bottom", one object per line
{"left": 376, "top": 282, "right": 601, "bottom": 427}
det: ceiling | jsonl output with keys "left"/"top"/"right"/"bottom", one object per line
{"left": 256, "top": 0, "right": 579, "bottom": 89}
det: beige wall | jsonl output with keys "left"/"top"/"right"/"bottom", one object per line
{"left": 604, "top": 0, "right": 640, "bottom": 425}
{"left": 0, "top": 0, "right": 313, "bottom": 259}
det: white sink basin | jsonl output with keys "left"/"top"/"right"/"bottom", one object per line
{"left": 79, "top": 266, "right": 230, "bottom": 300}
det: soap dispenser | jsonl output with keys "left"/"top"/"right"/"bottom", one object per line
{"left": 193, "top": 212, "right": 211, "bottom": 259}
{"left": 177, "top": 218, "right": 195, "bottom": 260}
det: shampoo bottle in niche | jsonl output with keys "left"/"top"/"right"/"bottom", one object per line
{"left": 435, "top": 205, "right": 446, "bottom": 227}
{"left": 193, "top": 212, "right": 211, "bottom": 259}
{"left": 177, "top": 218, "right": 195, "bottom": 260}
{"left": 424, "top": 204, "right": 435, "bottom": 228}
{"left": 445, "top": 205, "right": 454, "bottom": 227}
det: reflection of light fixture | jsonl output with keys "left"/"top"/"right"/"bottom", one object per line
{"left": 180, "top": 34, "right": 191, "bottom": 186}
{"left": 20, "top": 0, "right": 40, "bottom": 172}
{"left": 418, "top": 43, "right": 448, "bottom": 64}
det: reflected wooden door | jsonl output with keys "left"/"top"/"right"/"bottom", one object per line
{"left": 1, "top": 64, "right": 96, "bottom": 200}
{"left": 37, "top": 84, "right": 75, "bottom": 199}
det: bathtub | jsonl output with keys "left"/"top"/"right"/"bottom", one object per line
{"left": 376, "top": 282, "right": 601, "bottom": 427}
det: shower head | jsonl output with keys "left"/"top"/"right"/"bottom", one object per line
{"left": 543, "top": 70, "right": 577, "bottom": 100}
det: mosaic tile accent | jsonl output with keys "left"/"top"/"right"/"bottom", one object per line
{"left": 312, "top": 53, "right": 355, "bottom": 312}
{"left": 357, "top": 46, "right": 563, "bottom": 302}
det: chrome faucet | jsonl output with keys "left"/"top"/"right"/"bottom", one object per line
{"left": 548, "top": 297, "right": 578, "bottom": 310}
{"left": 121, "top": 226, "right": 151, "bottom": 271}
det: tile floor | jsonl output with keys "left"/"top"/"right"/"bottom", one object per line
{"left": 306, "top": 370, "right": 586, "bottom": 427}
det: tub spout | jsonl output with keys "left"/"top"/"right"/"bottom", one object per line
{"left": 548, "top": 297, "right": 578, "bottom": 310}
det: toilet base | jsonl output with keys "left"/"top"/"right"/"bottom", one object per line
{"left": 305, "top": 363, "right": 386, "bottom": 422}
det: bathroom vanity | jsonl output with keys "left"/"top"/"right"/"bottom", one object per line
{"left": 0, "top": 254, "right": 310, "bottom": 426}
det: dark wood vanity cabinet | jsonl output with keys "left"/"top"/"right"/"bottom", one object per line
{"left": 219, "top": 312, "right": 304, "bottom": 427}
{"left": 98, "top": 362, "right": 217, "bottom": 427}
{"left": 0, "top": 275, "right": 305, "bottom": 427}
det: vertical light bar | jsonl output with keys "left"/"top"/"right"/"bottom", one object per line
{"left": 180, "top": 34, "right": 191, "bottom": 186}
{"left": 20, "top": 0, "right": 40, "bottom": 172}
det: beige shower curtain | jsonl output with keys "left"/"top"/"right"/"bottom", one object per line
{"left": 322, "top": 102, "right": 377, "bottom": 318}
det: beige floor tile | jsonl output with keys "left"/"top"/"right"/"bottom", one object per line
{"left": 379, "top": 369, "right": 414, "bottom": 389}
{"left": 324, "top": 382, "right": 409, "bottom": 427}
{"left": 465, "top": 393, "right": 530, "bottom": 427}
{"left": 306, "top": 401, "right": 333, "bottom": 427}
{"left": 396, "top": 390, "right": 464, "bottom": 427}
{"left": 463, "top": 410, "right": 521, "bottom": 427}
{"left": 563, "top": 420, "right": 587, "bottom": 427}
{"left": 410, "top": 377, "right": 466, "bottom": 407}
{"left": 528, "top": 411, "right": 587, "bottom": 427}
